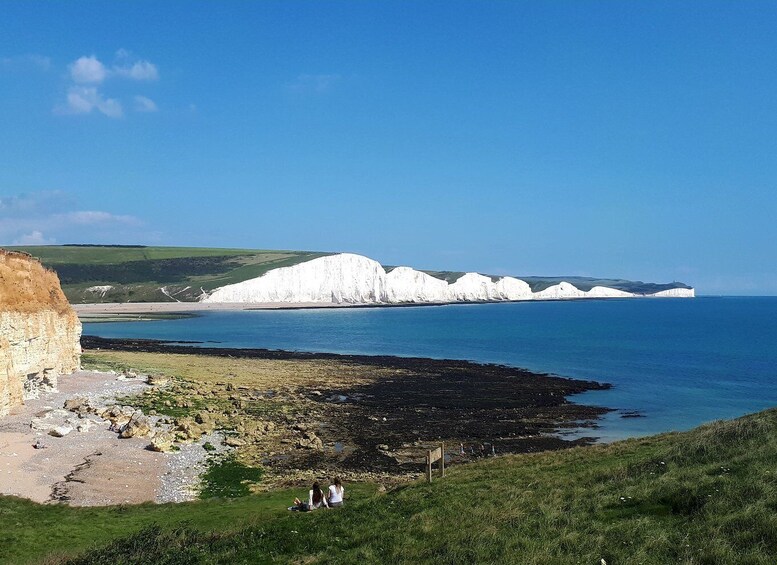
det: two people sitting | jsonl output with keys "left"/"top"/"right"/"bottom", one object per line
{"left": 290, "top": 477, "right": 344, "bottom": 511}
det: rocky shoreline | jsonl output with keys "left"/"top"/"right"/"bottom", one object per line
{"left": 82, "top": 336, "right": 612, "bottom": 486}
{"left": 0, "top": 369, "right": 227, "bottom": 506}
{"left": 0, "top": 336, "right": 614, "bottom": 506}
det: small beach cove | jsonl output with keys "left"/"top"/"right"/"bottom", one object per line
{"left": 0, "top": 369, "right": 225, "bottom": 506}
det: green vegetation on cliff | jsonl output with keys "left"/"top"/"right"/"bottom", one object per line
{"left": 1, "top": 407, "right": 775, "bottom": 564}
{"left": 7, "top": 245, "right": 692, "bottom": 304}
{"left": 6, "top": 245, "right": 329, "bottom": 303}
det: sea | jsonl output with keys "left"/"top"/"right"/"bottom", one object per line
{"left": 82, "top": 296, "right": 777, "bottom": 442}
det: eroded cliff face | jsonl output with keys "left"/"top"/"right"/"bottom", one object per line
{"left": 0, "top": 250, "right": 81, "bottom": 416}
{"left": 202, "top": 253, "right": 694, "bottom": 305}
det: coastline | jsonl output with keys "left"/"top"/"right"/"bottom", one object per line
{"left": 73, "top": 295, "right": 660, "bottom": 317}
{"left": 1, "top": 334, "right": 612, "bottom": 506}
{"left": 0, "top": 369, "right": 221, "bottom": 506}
{"left": 82, "top": 336, "right": 612, "bottom": 487}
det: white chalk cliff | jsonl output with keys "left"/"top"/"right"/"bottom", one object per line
{"left": 202, "top": 253, "right": 694, "bottom": 305}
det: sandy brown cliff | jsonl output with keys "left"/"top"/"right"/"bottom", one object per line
{"left": 0, "top": 249, "right": 81, "bottom": 416}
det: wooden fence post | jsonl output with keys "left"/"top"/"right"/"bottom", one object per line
{"left": 440, "top": 442, "right": 445, "bottom": 478}
{"left": 426, "top": 450, "right": 433, "bottom": 483}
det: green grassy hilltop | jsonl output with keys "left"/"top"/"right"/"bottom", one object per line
{"left": 6, "top": 245, "right": 691, "bottom": 304}
{"left": 6, "top": 245, "right": 329, "bottom": 303}
{"left": 2, "top": 408, "right": 775, "bottom": 564}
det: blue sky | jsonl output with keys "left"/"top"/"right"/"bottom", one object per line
{"left": 1, "top": 2, "right": 776, "bottom": 294}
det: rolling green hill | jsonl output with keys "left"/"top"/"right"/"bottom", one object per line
{"left": 6, "top": 245, "right": 330, "bottom": 303}
{"left": 2, "top": 407, "right": 775, "bottom": 564}
{"left": 6, "top": 245, "right": 691, "bottom": 304}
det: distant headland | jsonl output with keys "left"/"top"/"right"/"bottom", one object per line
{"left": 5, "top": 245, "right": 694, "bottom": 306}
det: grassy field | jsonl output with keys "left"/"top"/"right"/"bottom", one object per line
{"left": 7, "top": 245, "right": 329, "bottom": 303}
{"left": 3, "top": 406, "right": 775, "bottom": 563}
{"left": 0, "top": 484, "right": 379, "bottom": 564}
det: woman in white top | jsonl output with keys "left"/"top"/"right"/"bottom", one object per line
{"left": 291, "top": 481, "right": 328, "bottom": 511}
{"left": 328, "top": 477, "right": 344, "bottom": 507}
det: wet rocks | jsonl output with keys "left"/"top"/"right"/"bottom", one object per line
{"left": 147, "top": 374, "right": 169, "bottom": 387}
{"left": 175, "top": 418, "right": 206, "bottom": 440}
{"left": 236, "top": 419, "right": 274, "bottom": 442}
{"left": 297, "top": 430, "right": 324, "bottom": 450}
{"left": 194, "top": 411, "right": 216, "bottom": 429}
{"left": 224, "top": 436, "right": 246, "bottom": 447}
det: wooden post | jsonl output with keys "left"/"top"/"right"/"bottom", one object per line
{"left": 425, "top": 444, "right": 448, "bottom": 483}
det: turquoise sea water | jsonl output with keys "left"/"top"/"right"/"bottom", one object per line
{"left": 83, "top": 297, "right": 777, "bottom": 442}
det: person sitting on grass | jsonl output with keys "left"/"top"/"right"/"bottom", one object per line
{"left": 289, "top": 481, "right": 329, "bottom": 511}
{"left": 327, "top": 477, "right": 344, "bottom": 507}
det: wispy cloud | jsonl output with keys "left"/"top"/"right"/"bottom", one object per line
{"left": 0, "top": 190, "right": 74, "bottom": 214}
{"left": 55, "top": 210, "right": 140, "bottom": 226}
{"left": 115, "top": 60, "right": 158, "bottom": 81}
{"left": 286, "top": 73, "right": 342, "bottom": 94}
{"left": 0, "top": 190, "right": 145, "bottom": 245}
{"left": 134, "top": 95, "right": 158, "bottom": 112}
{"left": 56, "top": 86, "right": 123, "bottom": 118}
{"left": 68, "top": 53, "right": 159, "bottom": 84}
{"left": 1, "top": 54, "right": 51, "bottom": 71}
{"left": 12, "top": 230, "right": 55, "bottom": 245}
{"left": 56, "top": 51, "right": 159, "bottom": 118}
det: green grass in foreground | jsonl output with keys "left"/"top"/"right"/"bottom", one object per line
{"left": 3, "top": 408, "right": 777, "bottom": 564}
{"left": 0, "top": 485, "right": 379, "bottom": 565}
{"left": 200, "top": 456, "right": 265, "bottom": 499}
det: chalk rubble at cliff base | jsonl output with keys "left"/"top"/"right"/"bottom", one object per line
{"left": 203, "top": 252, "right": 694, "bottom": 305}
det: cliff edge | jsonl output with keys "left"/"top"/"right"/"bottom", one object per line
{"left": 202, "top": 253, "right": 695, "bottom": 305}
{"left": 0, "top": 249, "right": 81, "bottom": 416}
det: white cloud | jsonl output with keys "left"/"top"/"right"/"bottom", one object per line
{"left": 12, "top": 230, "right": 55, "bottom": 245}
{"left": 69, "top": 55, "right": 108, "bottom": 83}
{"left": 56, "top": 210, "right": 140, "bottom": 226}
{"left": 0, "top": 191, "right": 146, "bottom": 245}
{"left": 134, "top": 95, "right": 158, "bottom": 112}
{"left": 114, "top": 60, "right": 159, "bottom": 81}
{"left": 56, "top": 52, "right": 160, "bottom": 119}
{"left": 286, "top": 73, "right": 342, "bottom": 94}
{"left": 0, "top": 190, "right": 73, "bottom": 215}
{"left": 59, "top": 86, "right": 123, "bottom": 118}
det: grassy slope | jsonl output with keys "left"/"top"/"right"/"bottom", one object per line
{"left": 6, "top": 246, "right": 329, "bottom": 303}
{"left": 3, "top": 408, "right": 775, "bottom": 564}
{"left": 0, "top": 484, "right": 378, "bottom": 565}
{"left": 7, "top": 245, "right": 692, "bottom": 303}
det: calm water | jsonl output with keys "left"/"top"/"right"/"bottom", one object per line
{"left": 83, "top": 297, "right": 777, "bottom": 441}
